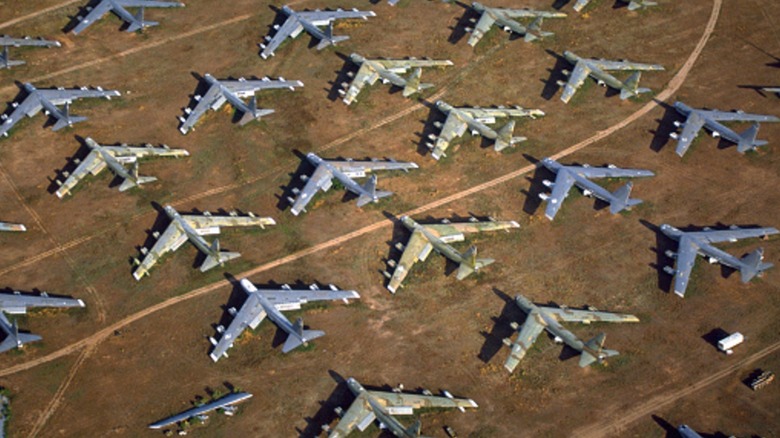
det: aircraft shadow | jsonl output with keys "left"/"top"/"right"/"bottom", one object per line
{"left": 129, "top": 202, "right": 168, "bottom": 273}
{"left": 48, "top": 135, "right": 90, "bottom": 195}
{"left": 519, "top": 154, "right": 549, "bottom": 216}
{"left": 379, "top": 212, "right": 407, "bottom": 288}
{"left": 62, "top": 0, "right": 102, "bottom": 34}
{"left": 540, "top": 50, "right": 570, "bottom": 101}
{"left": 257, "top": 5, "right": 290, "bottom": 58}
{"left": 447, "top": 2, "right": 479, "bottom": 45}
{"left": 325, "top": 52, "right": 357, "bottom": 102}
{"left": 478, "top": 288, "right": 524, "bottom": 364}
{"left": 275, "top": 149, "right": 313, "bottom": 212}
{"left": 297, "top": 371, "right": 353, "bottom": 438}
{"left": 648, "top": 100, "right": 678, "bottom": 153}
{"left": 639, "top": 219, "right": 676, "bottom": 293}
{"left": 414, "top": 100, "right": 445, "bottom": 157}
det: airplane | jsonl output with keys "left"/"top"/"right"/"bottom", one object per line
{"left": 0, "top": 35, "right": 60, "bottom": 69}
{"left": 148, "top": 392, "right": 253, "bottom": 429}
{"left": 178, "top": 73, "right": 303, "bottom": 134}
{"left": 72, "top": 0, "right": 185, "bottom": 35}
{"left": 132, "top": 205, "right": 276, "bottom": 280}
{"left": 0, "top": 289, "right": 85, "bottom": 353}
{"left": 677, "top": 425, "right": 704, "bottom": 438}
{"left": 339, "top": 53, "right": 453, "bottom": 105}
{"left": 557, "top": 51, "right": 664, "bottom": 103}
{"left": 669, "top": 101, "right": 780, "bottom": 156}
{"left": 427, "top": 100, "right": 544, "bottom": 160}
{"left": 384, "top": 215, "right": 520, "bottom": 293}
{"left": 0, "top": 222, "right": 25, "bottom": 232}
{"left": 572, "top": 0, "right": 657, "bottom": 13}
{"left": 537, "top": 157, "right": 654, "bottom": 220}
{"left": 0, "top": 83, "right": 120, "bottom": 138}
{"left": 465, "top": 3, "right": 567, "bottom": 47}
{"left": 288, "top": 153, "right": 418, "bottom": 216}
{"left": 209, "top": 278, "right": 360, "bottom": 361}
{"left": 660, "top": 224, "right": 779, "bottom": 298}
{"left": 503, "top": 294, "right": 639, "bottom": 372}
{"left": 55, "top": 137, "right": 189, "bottom": 198}
{"left": 323, "top": 377, "right": 477, "bottom": 437}
{"left": 762, "top": 87, "right": 780, "bottom": 96}
{"left": 259, "top": 6, "right": 376, "bottom": 59}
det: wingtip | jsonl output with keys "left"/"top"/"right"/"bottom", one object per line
{"left": 76, "top": 299, "right": 85, "bottom": 307}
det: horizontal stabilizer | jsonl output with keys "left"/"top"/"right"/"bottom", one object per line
{"left": 52, "top": 116, "right": 87, "bottom": 131}
{"left": 737, "top": 124, "right": 766, "bottom": 153}
{"left": 579, "top": 333, "right": 616, "bottom": 367}
{"left": 609, "top": 182, "right": 641, "bottom": 214}
{"left": 740, "top": 248, "right": 773, "bottom": 283}
{"left": 201, "top": 240, "right": 241, "bottom": 272}
{"left": 494, "top": 120, "right": 517, "bottom": 152}
{"left": 403, "top": 68, "right": 423, "bottom": 97}
{"left": 119, "top": 176, "right": 156, "bottom": 192}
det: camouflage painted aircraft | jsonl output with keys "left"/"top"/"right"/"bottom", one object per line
{"left": 0, "top": 222, "right": 25, "bottom": 232}
{"left": 0, "top": 35, "right": 60, "bottom": 69}
{"left": 340, "top": 53, "right": 453, "bottom": 105}
{"left": 660, "top": 224, "right": 779, "bottom": 298}
{"left": 465, "top": 3, "right": 567, "bottom": 46}
{"left": 55, "top": 137, "right": 189, "bottom": 198}
{"left": 132, "top": 205, "right": 275, "bottom": 280}
{"left": 503, "top": 294, "right": 639, "bottom": 372}
{"left": 209, "top": 278, "right": 359, "bottom": 361}
{"left": 149, "top": 392, "right": 253, "bottom": 429}
{"left": 557, "top": 51, "right": 664, "bottom": 103}
{"left": 427, "top": 100, "right": 544, "bottom": 160}
{"left": 288, "top": 153, "right": 418, "bottom": 216}
{"left": 572, "top": 0, "right": 657, "bottom": 12}
{"left": 323, "top": 377, "right": 477, "bottom": 437}
{"left": 0, "top": 83, "right": 120, "bottom": 138}
{"left": 179, "top": 73, "right": 303, "bottom": 134}
{"left": 669, "top": 101, "right": 780, "bottom": 156}
{"left": 538, "top": 158, "right": 654, "bottom": 220}
{"left": 0, "top": 290, "right": 85, "bottom": 353}
{"left": 385, "top": 215, "right": 520, "bottom": 293}
{"left": 72, "top": 0, "right": 185, "bottom": 35}
{"left": 260, "top": 6, "right": 376, "bottom": 59}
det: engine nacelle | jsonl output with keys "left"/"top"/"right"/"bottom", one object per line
{"left": 556, "top": 80, "right": 566, "bottom": 87}
{"left": 387, "top": 259, "right": 397, "bottom": 268}
{"left": 542, "top": 179, "right": 554, "bottom": 188}
{"left": 708, "top": 257, "right": 718, "bottom": 264}
{"left": 711, "top": 131, "right": 720, "bottom": 138}
{"left": 582, "top": 189, "right": 593, "bottom": 197}
{"left": 433, "top": 121, "right": 443, "bottom": 129}
{"left": 502, "top": 337, "right": 513, "bottom": 347}
{"left": 663, "top": 266, "right": 676, "bottom": 275}
{"left": 216, "top": 325, "right": 225, "bottom": 334}
{"left": 228, "top": 307, "right": 237, "bottom": 316}
{"left": 427, "top": 133, "right": 438, "bottom": 141}
{"left": 669, "top": 132, "right": 679, "bottom": 140}
{"left": 395, "top": 242, "right": 405, "bottom": 251}
{"left": 664, "top": 250, "right": 677, "bottom": 259}
{"left": 597, "top": 80, "right": 607, "bottom": 87}
{"left": 538, "top": 193, "right": 550, "bottom": 201}
{"left": 503, "top": 26, "right": 511, "bottom": 32}
{"left": 299, "top": 174, "right": 309, "bottom": 182}
{"left": 673, "top": 121, "right": 683, "bottom": 128}
{"left": 291, "top": 187, "right": 300, "bottom": 195}
{"left": 553, "top": 336, "right": 564, "bottom": 344}
{"left": 509, "top": 321, "right": 519, "bottom": 330}
{"left": 334, "top": 407, "right": 344, "bottom": 417}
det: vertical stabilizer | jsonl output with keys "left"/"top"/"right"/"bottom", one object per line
{"left": 609, "top": 182, "right": 642, "bottom": 214}
{"left": 620, "top": 72, "right": 650, "bottom": 100}
{"left": 356, "top": 174, "right": 392, "bottom": 207}
{"left": 316, "top": 23, "right": 349, "bottom": 50}
{"left": 579, "top": 333, "right": 618, "bottom": 367}
{"left": 495, "top": 120, "right": 525, "bottom": 151}
{"left": 282, "top": 318, "right": 325, "bottom": 353}
{"left": 200, "top": 239, "right": 241, "bottom": 272}
{"left": 736, "top": 124, "right": 767, "bottom": 153}
{"left": 403, "top": 68, "right": 432, "bottom": 97}
{"left": 739, "top": 248, "right": 774, "bottom": 283}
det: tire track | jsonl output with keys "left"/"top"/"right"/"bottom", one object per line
{"left": 0, "top": 1, "right": 82, "bottom": 31}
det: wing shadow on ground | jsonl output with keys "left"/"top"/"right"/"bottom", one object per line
{"left": 414, "top": 100, "right": 445, "bottom": 157}
{"left": 540, "top": 50, "right": 570, "bottom": 101}
{"left": 48, "top": 135, "right": 90, "bottom": 194}
{"left": 276, "top": 149, "right": 313, "bottom": 212}
{"left": 639, "top": 219, "right": 675, "bottom": 293}
{"left": 257, "top": 5, "right": 290, "bottom": 58}
{"left": 297, "top": 371, "right": 353, "bottom": 438}
{"left": 447, "top": 2, "right": 479, "bottom": 45}
{"left": 326, "top": 52, "right": 357, "bottom": 102}
{"left": 519, "top": 154, "right": 548, "bottom": 216}
{"left": 379, "top": 212, "right": 407, "bottom": 288}
{"left": 478, "top": 288, "right": 524, "bottom": 363}
{"left": 130, "top": 202, "right": 168, "bottom": 273}
{"left": 648, "top": 100, "right": 678, "bottom": 152}
{"left": 62, "top": 0, "right": 102, "bottom": 34}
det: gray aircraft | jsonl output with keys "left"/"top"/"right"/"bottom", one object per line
{"left": 0, "top": 83, "right": 120, "bottom": 138}
{"left": 537, "top": 157, "right": 654, "bottom": 220}
{"left": 149, "top": 392, "right": 252, "bottom": 429}
{"left": 660, "top": 224, "right": 779, "bottom": 298}
{"left": 0, "top": 35, "right": 60, "bottom": 69}
{"left": 557, "top": 51, "right": 664, "bottom": 103}
{"left": 677, "top": 425, "right": 703, "bottom": 438}
{"left": 209, "top": 278, "right": 359, "bottom": 361}
{"left": 385, "top": 216, "right": 520, "bottom": 293}
{"left": 72, "top": 0, "right": 185, "bottom": 35}
{"left": 288, "top": 153, "right": 418, "bottom": 216}
{"left": 132, "top": 205, "right": 276, "bottom": 280}
{"left": 762, "top": 87, "right": 780, "bottom": 96}
{"left": 55, "top": 137, "right": 189, "bottom": 198}
{"left": 428, "top": 100, "right": 544, "bottom": 160}
{"left": 340, "top": 53, "right": 453, "bottom": 105}
{"left": 572, "top": 0, "right": 657, "bottom": 12}
{"left": 669, "top": 101, "right": 780, "bottom": 156}
{"left": 0, "top": 222, "right": 25, "bottom": 232}
{"left": 503, "top": 294, "right": 639, "bottom": 372}
{"left": 323, "top": 377, "right": 477, "bottom": 437}
{"left": 0, "top": 290, "right": 85, "bottom": 353}
{"left": 178, "top": 73, "right": 303, "bottom": 134}
{"left": 260, "top": 6, "right": 376, "bottom": 59}
{"left": 466, "top": 3, "right": 567, "bottom": 46}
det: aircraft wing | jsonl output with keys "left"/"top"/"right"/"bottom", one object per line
{"left": 102, "top": 145, "right": 189, "bottom": 159}
{"left": 328, "top": 160, "right": 418, "bottom": 173}
{"left": 366, "top": 390, "right": 478, "bottom": 411}
{"left": 133, "top": 222, "right": 186, "bottom": 280}
{"left": 375, "top": 59, "right": 453, "bottom": 69}
{"left": 290, "top": 165, "right": 333, "bottom": 215}
{"left": 210, "top": 292, "right": 266, "bottom": 361}
{"left": 0, "top": 37, "right": 59, "bottom": 48}
{"left": 182, "top": 213, "right": 276, "bottom": 231}
{"left": 342, "top": 64, "right": 373, "bottom": 104}
{"left": 674, "top": 111, "right": 706, "bottom": 156}
{"left": 560, "top": 61, "right": 591, "bottom": 103}
{"left": 179, "top": 83, "right": 223, "bottom": 134}
{"left": 590, "top": 60, "right": 664, "bottom": 71}
{"left": 72, "top": 0, "right": 114, "bottom": 34}
{"left": 38, "top": 88, "right": 120, "bottom": 104}
{"left": 504, "top": 312, "right": 545, "bottom": 372}
{"left": 467, "top": 12, "right": 495, "bottom": 47}
{"left": 542, "top": 307, "right": 639, "bottom": 323}
{"left": 387, "top": 230, "right": 430, "bottom": 293}
{"left": 55, "top": 149, "right": 106, "bottom": 198}
{"left": 221, "top": 78, "right": 304, "bottom": 95}
{"left": 672, "top": 236, "right": 699, "bottom": 297}
{"left": 543, "top": 170, "right": 576, "bottom": 220}
{"left": 696, "top": 110, "right": 780, "bottom": 123}
{"left": 503, "top": 9, "right": 567, "bottom": 18}
{"left": 424, "top": 220, "right": 520, "bottom": 237}
{"left": 688, "top": 227, "right": 779, "bottom": 244}
{"left": 297, "top": 10, "right": 375, "bottom": 22}
{"left": 260, "top": 16, "right": 302, "bottom": 59}
{"left": 573, "top": 166, "right": 655, "bottom": 179}
{"left": 0, "top": 292, "right": 84, "bottom": 314}
{"left": 260, "top": 288, "right": 359, "bottom": 307}
{"left": 328, "top": 394, "right": 373, "bottom": 438}
{"left": 460, "top": 107, "right": 543, "bottom": 119}
{"left": 117, "top": 0, "right": 183, "bottom": 7}
{"left": 431, "top": 113, "right": 467, "bottom": 158}
{"left": 0, "top": 97, "right": 40, "bottom": 137}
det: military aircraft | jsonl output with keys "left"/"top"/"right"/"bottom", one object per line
{"left": 0, "top": 36, "right": 60, "bottom": 69}
{"left": 669, "top": 101, "right": 780, "bottom": 156}
{"left": 209, "top": 278, "right": 359, "bottom": 361}
{"left": 0, "top": 83, "right": 120, "bottom": 138}
{"left": 288, "top": 153, "right": 418, "bottom": 216}
{"left": 385, "top": 215, "right": 520, "bottom": 293}
{"left": 427, "top": 100, "right": 544, "bottom": 160}
{"left": 149, "top": 392, "right": 253, "bottom": 429}
{"left": 677, "top": 425, "right": 704, "bottom": 438}
{"left": 572, "top": 0, "right": 657, "bottom": 12}
{"left": 503, "top": 294, "right": 639, "bottom": 372}
{"left": 178, "top": 73, "right": 303, "bottom": 134}
{"left": 0, "top": 290, "right": 85, "bottom": 353}
{"left": 132, "top": 205, "right": 275, "bottom": 280}
{"left": 339, "top": 53, "right": 453, "bottom": 105}
{"left": 55, "top": 137, "right": 189, "bottom": 198}
{"left": 260, "top": 6, "right": 376, "bottom": 59}
{"left": 323, "top": 377, "right": 477, "bottom": 437}
{"left": 762, "top": 87, "right": 780, "bottom": 96}
{"left": 537, "top": 158, "right": 654, "bottom": 220}
{"left": 465, "top": 3, "right": 567, "bottom": 46}
{"left": 72, "top": 0, "right": 185, "bottom": 35}
{"left": 557, "top": 51, "right": 664, "bottom": 103}
{"left": 660, "top": 224, "right": 779, "bottom": 298}
{"left": 0, "top": 222, "right": 25, "bottom": 232}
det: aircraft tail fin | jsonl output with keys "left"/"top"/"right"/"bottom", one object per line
{"left": 495, "top": 120, "right": 522, "bottom": 152}
{"left": 356, "top": 174, "right": 392, "bottom": 207}
{"left": 739, "top": 248, "right": 774, "bottom": 283}
{"left": 282, "top": 318, "right": 325, "bottom": 353}
{"left": 119, "top": 162, "right": 156, "bottom": 191}
{"left": 456, "top": 246, "right": 494, "bottom": 279}
{"left": 127, "top": 7, "right": 158, "bottom": 32}
{"left": 238, "top": 96, "right": 274, "bottom": 126}
{"left": 579, "top": 333, "right": 617, "bottom": 367}
{"left": 403, "top": 68, "right": 432, "bottom": 97}
{"left": 52, "top": 103, "right": 87, "bottom": 131}
{"left": 737, "top": 124, "right": 767, "bottom": 153}
{"left": 524, "top": 17, "right": 553, "bottom": 42}
{"left": 0, "top": 320, "right": 41, "bottom": 353}
{"left": 609, "top": 182, "right": 642, "bottom": 214}
{"left": 0, "top": 47, "right": 24, "bottom": 69}
{"left": 316, "top": 23, "right": 349, "bottom": 50}
{"left": 620, "top": 72, "right": 651, "bottom": 100}
{"left": 200, "top": 239, "right": 241, "bottom": 272}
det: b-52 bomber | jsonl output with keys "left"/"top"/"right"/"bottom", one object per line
{"left": 660, "top": 224, "right": 779, "bottom": 298}
{"left": 538, "top": 158, "right": 654, "bottom": 220}
{"left": 557, "top": 51, "right": 664, "bottom": 103}
{"left": 385, "top": 215, "right": 520, "bottom": 293}
{"left": 503, "top": 294, "right": 639, "bottom": 372}
{"left": 0, "top": 83, "right": 120, "bottom": 138}
{"left": 669, "top": 101, "right": 780, "bottom": 156}
{"left": 428, "top": 100, "right": 544, "bottom": 160}
{"left": 132, "top": 205, "right": 275, "bottom": 280}
{"left": 209, "top": 278, "right": 359, "bottom": 361}
{"left": 0, "top": 221, "right": 25, "bottom": 232}
{"left": 340, "top": 53, "right": 453, "bottom": 105}
{"left": 288, "top": 153, "right": 418, "bottom": 216}
{"left": 0, "top": 290, "right": 85, "bottom": 353}
{"left": 465, "top": 3, "right": 567, "bottom": 46}
{"left": 72, "top": 0, "right": 185, "bottom": 35}
{"left": 260, "top": 6, "right": 376, "bottom": 59}
{"left": 56, "top": 137, "right": 189, "bottom": 198}
{"left": 179, "top": 73, "right": 303, "bottom": 134}
{"left": 323, "top": 377, "right": 478, "bottom": 438}
{"left": 572, "top": 0, "right": 657, "bottom": 12}
{"left": 0, "top": 36, "right": 60, "bottom": 69}
{"left": 149, "top": 392, "right": 252, "bottom": 430}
